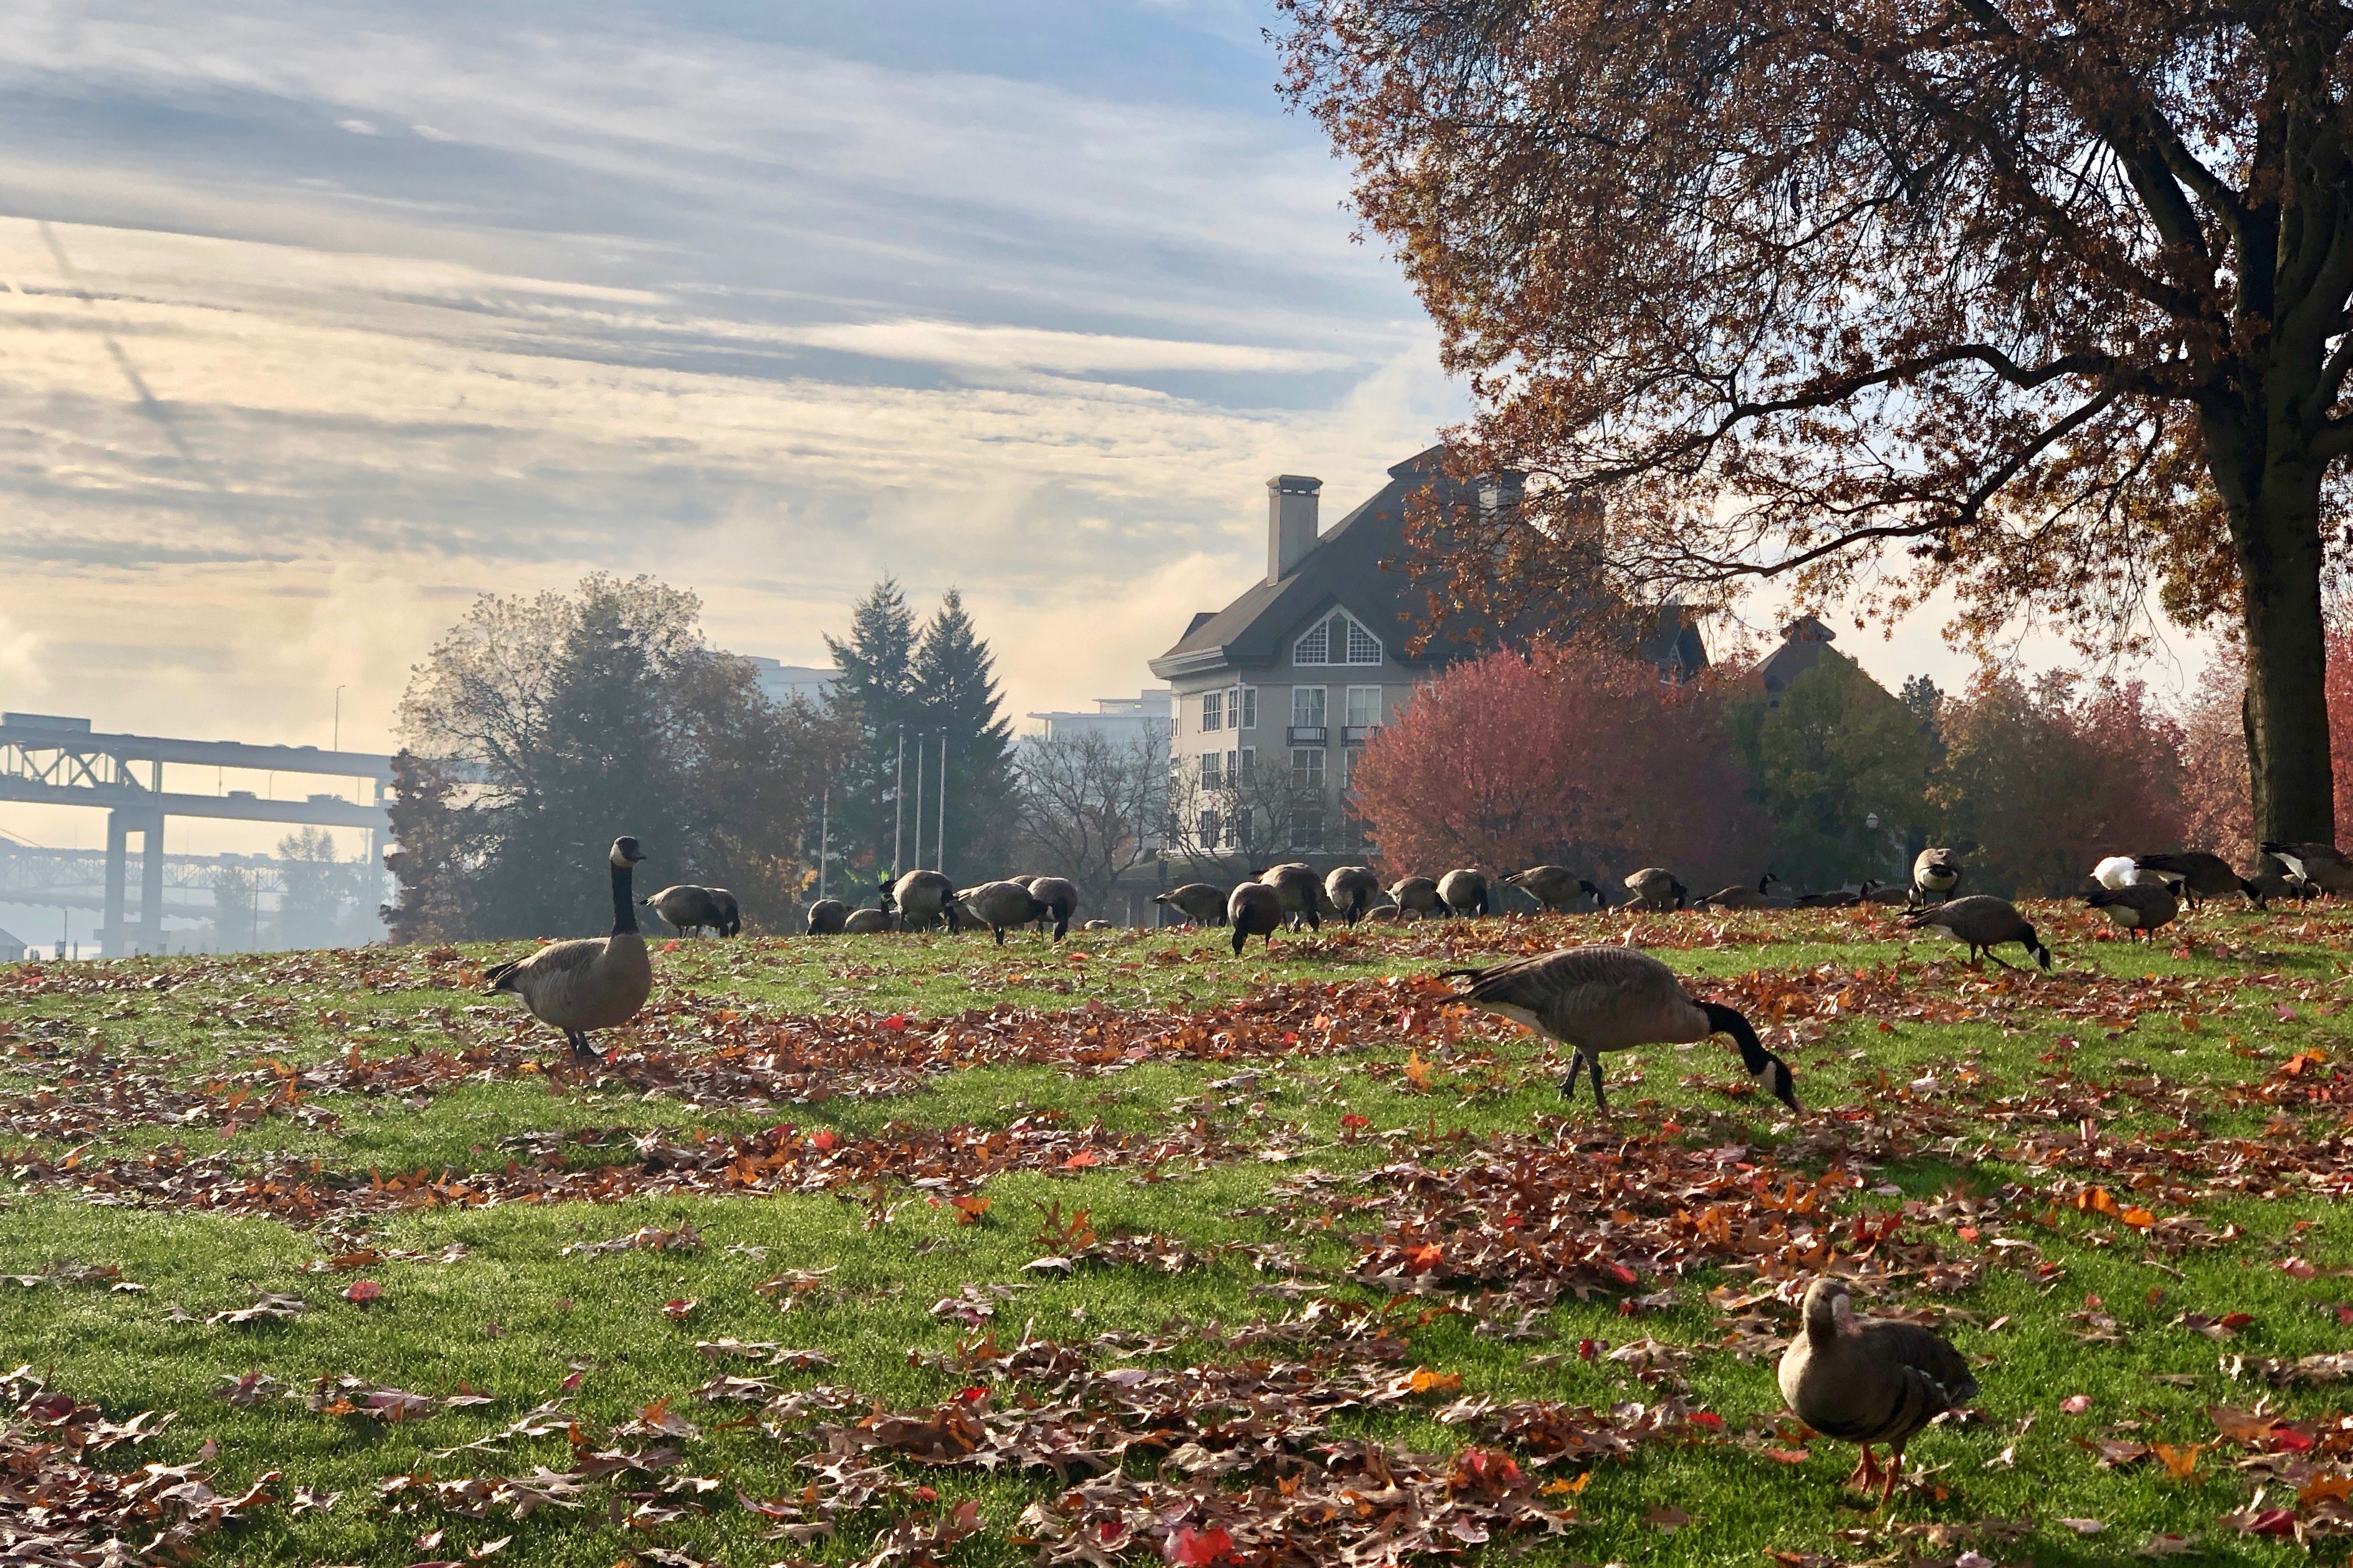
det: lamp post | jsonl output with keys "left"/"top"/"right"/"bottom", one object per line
{"left": 1865, "top": 813, "right": 1881, "bottom": 883}
{"left": 333, "top": 686, "right": 345, "bottom": 753}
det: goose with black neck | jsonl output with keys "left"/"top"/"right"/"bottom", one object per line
{"left": 484, "top": 835, "right": 655, "bottom": 1061}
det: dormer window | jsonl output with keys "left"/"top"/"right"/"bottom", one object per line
{"left": 1293, "top": 611, "right": 1383, "bottom": 667}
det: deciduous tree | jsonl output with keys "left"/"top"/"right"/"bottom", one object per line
{"left": 1009, "top": 730, "right": 1167, "bottom": 917}
{"left": 1281, "top": 0, "right": 2353, "bottom": 845}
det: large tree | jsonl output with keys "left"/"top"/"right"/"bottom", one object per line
{"left": 1281, "top": 0, "right": 2353, "bottom": 846}
{"left": 910, "top": 588, "right": 1018, "bottom": 883}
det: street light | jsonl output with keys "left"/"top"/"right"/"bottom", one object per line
{"left": 333, "top": 686, "right": 345, "bottom": 753}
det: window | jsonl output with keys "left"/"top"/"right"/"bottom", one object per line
{"left": 1292, "top": 619, "right": 1329, "bottom": 665}
{"left": 1344, "top": 619, "right": 1383, "bottom": 665}
{"left": 1225, "top": 749, "right": 1239, "bottom": 785}
{"left": 1293, "top": 612, "right": 1384, "bottom": 667}
{"left": 1198, "top": 809, "right": 1221, "bottom": 843}
{"left": 1228, "top": 685, "right": 1256, "bottom": 729}
{"left": 1290, "top": 813, "right": 1326, "bottom": 852}
{"left": 1292, "top": 747, "right": 1326, "bottom": 792}
{"left": 1345, "top": 685, "right": 1383, "bottom": 728}
{"left": 1237, "top": 746, "right": 1255, "bottom": 780}
{"left": 1338, "top": 744, "right": 1359, "bottom": 792}
{"left": 1292, "top": 687, "right": 1327, "bottom": 729}
{"left": 1200, "top": 752, "right": 1221, "bottom": 789}
{"left": 1226, "top": 808, "right": 1249, "bottom": 848}
{"left": 1201, "top": 690, "right": 1223, "bottom": 731}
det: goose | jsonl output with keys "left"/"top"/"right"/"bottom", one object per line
{"left": 1902, "top": 895, "right": 2050, "bottom": 969}
{"left": 1227, "top": 881, "right": 1283, "bottom": 955}
{"left": 1387, "top": 876, "right": 1442, "bottom": 919}
{"left": 1365, "top": 905, "right": 1403, "bottom": 924}
{"left": 1439, "top": 946, "right": 1798, "bottom": 1116}
{"left": 1502, "top": 865, "right": 1608, "bottom": 913}
{"left": 842, "top": 906, "right": 893, "bottom": 934}
{"left": 892, "top": 870, "right": 962, "bottom": 933}
{"left": 2092, "top": 855, "right": 2181, "bottom": 895}
{"left": 1622, "top": 867, "right": 1687, "bottom": 911}
{"left": 1795, "top": 884, "right": 1863, "bottom": 909}
{"left": 1437, "top": 868, "right": 1490, "bottom": 918}
{"left": 1082, "top": 918, "right": 1113, "bottom": 930}
{"left": 2135, "top": 852, "right": 2262, "bottom": 910}
{"left": 1859, "top": 881, "right": 1909, "bottom": 905}
{"left": 1778, "top": 1277, "right": 1978, "bottom": 1506}
{"left": 1026, "top": 876, "right": 1080, "bottom": 939}
{"left": 2083, "top": 881, "right": 2180, "bottom": 940}
{"left": 641, "top": 884, "right": 740, "bottom": 938}
{"left": 2261, "top": 841, "right": 2353, "bottom": 896}
{"left": 1259, "top": 863, "right": 1325, "bottom": 930}
{"left": 1324, "top": 865, "right": 1384, "bottom": 923}
{"left": 2248, "top": 857, "right": 2312, "bottom": 905}
{"left": 484, "top": 837, "right": 654, "bottom": 1060}
{"left": 1152, "top": 883, "right": 1228, "bottom": 927}
{"left": 805, "top": 898, "right": 849, "bottom": 935}
{"left": 1908, "top": 848, "right": 1962, "bottom": 906}
{"left": 1697, "top": 872, "right": 1784, "bottom": 911}
{"left": 955, "top": 880, "right": 1046, "bottom": 945}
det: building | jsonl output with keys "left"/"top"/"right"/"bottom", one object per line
{"left": 1755, "top": 615, "right": 1837, "bottom": 707}
{"left": 0, "top": 927, "right": 23, "bottom": 962}
{"left": 1026, "top": 690, "right": 1172, "bottom": 745}
{"left": 747, "top": 658, "right": 838, "bottom": 709}
{"left": 1149, "top": 447, "right": 1706, "bottom": 860}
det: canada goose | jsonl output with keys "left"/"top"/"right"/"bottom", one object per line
{"left": 1622, "top": 867, "right": 1687, "bottom": 911}
{"left": 842, "top": 906, "right": 893, "bottom": 934}
{"left": 2091, "top": 855, "right": 2181, "bottom": 895}
{"left": 955, "top": 880, "right": 1047, "bottom": 946}
{"left": 1324, "top": 865, "right": 1384, "bottom": 923}
{"left": 2083, "top": 881, "right": 2180, "bottom": 940}
{"left": 1387, "top": 876, "right": 1442, "bottom": 919}
{"left": 1437, "top": 868, "right": 1490, "bottom": 918}
{"left": 640, "top": 884, "right": 740, "bottom": 938}
{"left": 1365, "top": 905, "right": 1403, "bottom": 924}
{"left": 1082, "top": 918, "right": 1113, "bottom": 930}
{"left": 1152, "top": 883, "right": 1228, "bottom": 926}
{"left": 1502, "top": 865, "right": 1608, "bottom": 913}
{"left": 1908, "top": 848, "right": 1962, "bottom": 906}
{"left": 891, "top": 870, "right": 962, "bottom": 933}
{"left": 1778, "top": 1277, "right": 1978, "bottom": 1506}
{"left": 2135, "top": 852, "right": 2262, "bottom": 910}
{"left": 2248, "top": 857, "right": 2312, "bottom": 905}
{"left": 1697, "top": 872, "right": 1784, "bottom": 911}
{"left": 1902, "top": 895, "right": 2051, "bottom": 969}
{"left": 1860, "top": 881, "right": 1909, "bottom": 906}
{"left": 1439, "top": 946, "right": 1798, "bottom": 1116}
{"left": 1026, "top": 876, "right": 1080, "bottom": 939}
{"left": 2261, "top": 841, "right": 2353, "bottom": 896}
{"left": 484, "top": 837, "right": 654, "bottom": 1060}
{"left": 1227, "top": 881, "right": 1283, "bottom": 955}
{"left": 1795, "top": 885, "right": 1863, "bottom": 909}
{"left": 805, "top": 898, "right": 849, "bottom": 935}
{"left": 1259, "top": 863, "right": 1325, "bottom": 930}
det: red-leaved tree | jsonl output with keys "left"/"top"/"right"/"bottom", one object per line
{"left": 1348, "top": 640, "right": 1764, "bottom": 884}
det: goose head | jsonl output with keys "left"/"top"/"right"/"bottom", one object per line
{"left": 609, "top": 837, "right": 646, "bottom": 867}
{"left": 1800, "top": 1276, "right": 1854, "bottom": 1341}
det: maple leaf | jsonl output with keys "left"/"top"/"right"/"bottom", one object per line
{"left": 1164, "top": 1523, "right": 1235, "bottom": 1565}
{"left": 343, "top": 1279, "right": 383, "bottom": 1304}
{"left": 949, "top": 1195, "right": 992, "bottom": 1225}
{"left": 2060, "top": 1394, "right": 2091, "bottom": 1414}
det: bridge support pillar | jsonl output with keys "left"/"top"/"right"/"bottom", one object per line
{"left": 102, "top": 812, "right": 128, "bottom": 957}
{"left": 140, "top": 814, "right": 166, "bottom": 954}
{"left": 100, "top": 809, "right": 165, "bottom": 957}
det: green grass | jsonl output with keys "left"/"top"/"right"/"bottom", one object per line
{"left": 6, "top": 905, "right": 2353, "bottom": 1564}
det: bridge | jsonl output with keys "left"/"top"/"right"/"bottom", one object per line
{"left": 0, "top": 713, "right": 393, "bottom": 956}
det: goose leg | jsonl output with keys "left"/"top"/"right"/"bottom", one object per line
{"left": 568, "top": 1030, "right": 594, "bottom": 1060}
{"left": 1558, "top": 1050, "right": 1584, "bottom": 1102}
{"left": 1843, "top": 1444, "right": 1877, "bottom": 1491}
{"left": 1586, "top": 1051, "right": 1608, "bottom": 1115}
{"left": 1982, "top": 947, "right": 2018, "bottom": 971}
{"left": 1878, "top": 1443, "right": 1904, "bottom": 1505}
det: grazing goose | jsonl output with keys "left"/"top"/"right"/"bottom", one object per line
{"left": 1387, "top": 876, "right": 1442, "bottom": 919}
{"left": 1779, "top": 1278, "right": 1978, "bottom": 1505}
{"left": 1258, "top": 863, "right": 1326, "bottom": 930}
{"left": 1439, "top": 946, "right": 1798, "bottom": 1115}
{"left": 484, "top": 837, "right": 654, "bottom": 1060}
{"left": 805, "top": 898, "right": 849, "bottom": 935}
{"left": 1152, "top": 883, "right": 1229, "bottom": 926}
{"left": 1365, "top": 905, "right": 1403, "bottom": 924}
{"left": 955, "top": 880, "right": 1046, "bottom": 945}
{"left": 1908, "top": 848, "right": 1962, "bottom": 906}
{"left": 1324, "top": 865, "right": 1384, "bottom": 923}
{"left": 843, "top": 906, "right": 893, "bottom": 934}
{"left": 1502, "top": 865, "right": 1607, "bottom": 913}
{"left": 1437, "top": 868, "right": 1491, "bottom": 918}
{"left": 2261, "top": 841, "right": 2353, "bottom": 896}
{"left": 2135, "top": 852, "right": 2261, "bottom": 910}
{"left": 1902, "top": 895, "right": 2050, "bottom": 969}
{"left": 1795, "top": 884, "right": 1863, "bottom": 909}
{"left": 1622, "top": 867, "right": 1687, "bottom": 911}
{"left": 1026, "top": 875, "right": 1080, "bottom": 939}
{"left": 1860, "top": 881, "right": 1910, "bottom": 906}
{"left": 1697, "top": 872, "right": 1784, "bottom": 911}
{"left": 892, "top": 870, "right": 962, "bottom": 933}
{"left": 2248, "top": 857, "right": 2312, "bottom": 905}
{"left": 2083, "top": 881, "right": 2180, "bottom": 940}
{"left": 1228, "top": 881, "right": 1283, "bottom": 955}
{"left": 641, "top": 884, "right": 740, "bottom": 938}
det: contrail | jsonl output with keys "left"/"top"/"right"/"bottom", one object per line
{"left": 37, "top": 218, "right": 209, "bottom": 474}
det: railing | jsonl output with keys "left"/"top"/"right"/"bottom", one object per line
{"left": 1342, "top": 724, "right": 1381, "bottom": 744}
{"left": 1286, "top": 725, "right": 1327, "bottom": 746}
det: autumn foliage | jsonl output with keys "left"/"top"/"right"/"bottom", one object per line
{"left": 1347, "top": 640, "right": 1763, "bottom": 883}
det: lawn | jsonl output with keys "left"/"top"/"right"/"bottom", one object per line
{"left": 4, "top": 903, "right": 2353, "bottom": 1567}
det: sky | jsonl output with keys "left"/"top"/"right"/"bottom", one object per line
{"left": 0, "top": 0, "right": 2213, "bottom": 872}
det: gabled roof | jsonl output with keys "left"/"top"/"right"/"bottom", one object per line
{"left": 1757, "top": 614, "right": 1837, "bottom": 695}
{"left": 1150, "top": 447, "right": 1468, "bottom": 680}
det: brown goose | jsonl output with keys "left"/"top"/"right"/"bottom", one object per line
{"left": 1259, "top": 863, "right": 1325, "bottom": 929}
{"left": 2083, "top": 881, "right": 2180, "bottom": 940}
{"left": 1696, "top": 872, "right": 1784, "bottom": 910}
{"left": 2261, "top": 841, "right": 2353, "bottom": 896}
{"left": 1622, "top": 867, "right": 1687, "bottom": 911}
{"left": 2134, "top": 852, "right": 2261, "bottom": 910}
{"left": 805, "top": 898, "right": 849, "bottom": 934}
{"left": 1324, "top": 865, "right": 1383, "bottom": 923}
{"left": 843, "top": 906, "right": 894, "bottom": 934}
{"left": 1502, "top": 865, "right": 1608, "bottom": 913}
{"left": 1152, "top": 883, "right": 1229, "bottom": 926}
{"left": 641, "top": 884, "right": 740, "bottom": 938}
{"left": 1778, "top": 1277, "right": 1978, "bottom": 1504}
{"left": 485, "top": 837, "right": 654, "bottom": 1060}
{"left": 1907, "top": 848, "right": 1962, "bottom": 906}
{"left": 1437, "top": 868, "right": 1491, "bottom": 917}
{"left": 1439, "top": 946, "right": 1797, "bottom": 1115}
{"left": 1026, "top": 875, "right": 1080, "bottom": 939}
{"left": 892, "top": 870, "right": 962, "bottom": 932}
{"left": 1901, "top": 896, "right": 2050, "bottom": 970}
{"left": 954, "top": 880, "right": 1046, "bottom": 945}
{"left": 1387, "top": 876, "right": 1442, "bottom": 919}
{"left": 1228, "top": 881, "right": 1283, "bottom": 954}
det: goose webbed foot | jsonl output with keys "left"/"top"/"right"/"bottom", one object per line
{"left": 1877, "top": 1446, "right": 1906, "bottom": 1506}
{"left": 1843, "top": 1444, "right": 1879, "bottom": 1493}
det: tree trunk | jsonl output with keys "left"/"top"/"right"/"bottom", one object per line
{"left": 2235, "top": 472, "right": 2335, "bottom": 850}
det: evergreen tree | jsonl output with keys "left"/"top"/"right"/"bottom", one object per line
{"left": 822, "top": 579, "right": 922, "bottom": 886}
{"left": 912, "top": 589, "right": 1017, "bottom": 883}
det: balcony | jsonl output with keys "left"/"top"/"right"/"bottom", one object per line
{"left": 1342, "top": 724, "right": 1381, "bottom": 745}
{"left": 1286, "top": 725, "right": 1328, "bottom": 746}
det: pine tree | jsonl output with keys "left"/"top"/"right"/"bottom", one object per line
{"left": 822, "top": 579, "right": 922, "bottom": 886}
{"left": 912, "top": 589, "right": 1017, "bottom": 883}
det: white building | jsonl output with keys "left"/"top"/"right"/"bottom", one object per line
{"left": 1026, "top": 690, "right": 1173, "bottom": 744}
{"left": 747, "top": 658, "right": 839, "bottom": 709}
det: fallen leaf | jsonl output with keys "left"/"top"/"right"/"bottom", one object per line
{"left": 2061, "top": 1394, "right": 2091, "bottom": 1414}
{"left": 342, "top": 1280, "right": 382, "bottom": 1304}
{"left": 1644, "top": 1505, "right": 1692, "bottom": 1532}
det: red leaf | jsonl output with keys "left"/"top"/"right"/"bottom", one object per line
{"left": 881, "top": 1015, "right": 909, "bottom": 1032}
{"left": 343, "top": 1279, "right": 382, "bottom": 1304}
{"left": 809, "top": 1129, "right": 838, "bottom": 1152}
{"left": 1165, "top": 1524, "right": 1235, "bottom": 1566}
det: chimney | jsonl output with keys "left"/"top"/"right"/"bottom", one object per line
{"left": 1266, "top": 474, "right": 1322, "bottom": 584}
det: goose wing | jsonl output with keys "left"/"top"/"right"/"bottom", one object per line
{"left": 1445, "top": 946, "right": 1697, "bottom": 1048}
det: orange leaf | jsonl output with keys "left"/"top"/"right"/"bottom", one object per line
{"left": 1763, "top": 1447, "right": 1811, "bottom": 1464}
{"left": 1407, "top": 1367, "right": 1463, "bottom": 1394}
{"left": 1540, "top": 1471, "right": 1593, "bottom": 1496}
{"left": 2153, "top": 1443, "right": 2207, "bottom": 1481}
{"left": 2119, "top": 1207, "right": 2156, "bottom": 1228}
{"left": 1061, "top": 1149, "right": 1100, "bottom": 1169}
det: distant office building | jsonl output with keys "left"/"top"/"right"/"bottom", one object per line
{"left": 1026, "top": 690, "right": 1173, "bottom": 745}
{"left": 0, "top": 927, "right": 24, "bottom": 962}
{"left": 747, "top": 658, "right": 839, "bottom": 709}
